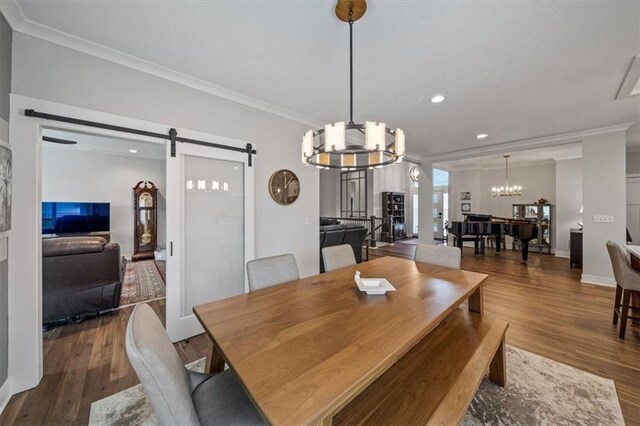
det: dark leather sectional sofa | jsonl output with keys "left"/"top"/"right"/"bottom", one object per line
{"left": 42, "top": 236, "right": 124, "bottom": 325}
{"left": 319, "top": 221, "right": 368, "bottom": 273}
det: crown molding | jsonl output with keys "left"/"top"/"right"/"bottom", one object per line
{"left": 404, "top": 152, "right": 423, "bottom": 164}
{"left": 0, "top": 1, "right": 326, "bottom": 128}
{"left": 0, "top": 0, "right": 22, "bottom": 29}
{"left": 1, "top": 0, "right": 424, "bottom": 162}
{"left": 437, "top": 158, "right": 557, "bottom": 173}
{"left": 427, "top": 123, "right": 633, "bottom": 163}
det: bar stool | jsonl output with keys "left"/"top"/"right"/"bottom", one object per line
{"left": 606, "top": 241, "right": 640, "bottom": 339}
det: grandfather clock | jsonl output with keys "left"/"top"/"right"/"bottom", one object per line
{"left": 132, "top": 181, "right": 158, "bottom": 261}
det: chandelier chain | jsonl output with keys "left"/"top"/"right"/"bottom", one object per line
{"left": 349, "top": 9, "right": 354, "bottom": 125}
{"left": 301, "top": 0, "right": 405, "bottom": 170}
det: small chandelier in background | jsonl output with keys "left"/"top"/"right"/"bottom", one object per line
{"left": 301, "top": 0, "right": 405, "bottom": 170}
{"left": 492, "top": 155, "right": 522, "bottom": 197}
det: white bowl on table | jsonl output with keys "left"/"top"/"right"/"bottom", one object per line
{"left": 356, "top": 277, "right": 396, "bottom": 295}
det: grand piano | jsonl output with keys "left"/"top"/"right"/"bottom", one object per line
{"left": 448, "top": 213, "right": 538, "bottom": 264}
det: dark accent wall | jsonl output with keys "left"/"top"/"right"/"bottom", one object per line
{"left": 0, "top": 11, "right": 11, "bottom": 388}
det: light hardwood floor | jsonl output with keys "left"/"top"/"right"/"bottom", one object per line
{"left": 371, "top": 241, "right": 640, "bottom": 425}
{"left": 1, "top": 244, "right": 639, "bottom": 425}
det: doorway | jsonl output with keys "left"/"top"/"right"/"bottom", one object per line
{"left": 340, "top": 170, "right": 367, "bottom": 218}
{"left": 41, "top": 129, "right": 168, "bottom": 330}
{"left": 433, "top": 169, "right": 449, "bottom": 242}
{"left": 10, "top": 94, "right": 255, "bottom": 392}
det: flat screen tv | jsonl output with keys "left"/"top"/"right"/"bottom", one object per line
{"left": 42, "top": 202, "right": 110, "bottom": 235}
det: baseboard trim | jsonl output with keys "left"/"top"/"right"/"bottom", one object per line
{"left": 554, "top": 251, "right": 570, "bottom": 258}
{"left": 581, "top": 274, "right": 616, "bottom": 287}
{"left": 0, "top": 378, "right": 12, "bottom": 416}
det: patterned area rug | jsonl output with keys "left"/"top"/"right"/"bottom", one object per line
{"left": 119, "top": 260, "right": 166, "bottom": 308}
{"left": 89, "top": 346, "right": 624, "bottom": 425}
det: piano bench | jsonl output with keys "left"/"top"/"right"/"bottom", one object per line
{"left": 453, "top": 236, "right": 485, "bottom": 256}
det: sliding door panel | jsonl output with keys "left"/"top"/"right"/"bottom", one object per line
{"left": 166, "top": 139, "right": 254, "bottom": 342}
{"left": 183, "top": 156, "right": 244, "bottom": 316}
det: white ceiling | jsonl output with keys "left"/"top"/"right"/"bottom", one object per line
{"left": 11, "top": 0, "right": 640, "bottom": 157}
{"left": 435, "top": 142, "right": 582, "bottom": 171}
{"left": 42, "top": 128, "right": 166, "bottom": 160}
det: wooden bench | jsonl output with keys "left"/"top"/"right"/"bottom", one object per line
{"left": 333, "top": 309, "right": 509, "bottom": 425}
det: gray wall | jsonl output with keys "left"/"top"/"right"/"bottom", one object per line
{"left": 319, "top": 169, "right": 340, "bottom": 218}
{"left": 12, "top": 33, "right": 320, "bottom": 277}
{"left": 582, "top": 131, "right": 627, "bottom": 283}
{"left": 43, "top": 146, "right": 166, "bottom": 257}
{"left": 0, "top": 11, "right": 10, "bottom": 389}
{"left": 0, "top": 13, "right": 10, "bottom": 122}
{"left": 555, "top": 158, "right": 583, "bottom": 256}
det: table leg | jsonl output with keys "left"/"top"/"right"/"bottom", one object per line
{"left": 468, "top": 285, "right": 484, "bottom": 315}
{"left": 205, "top": 337, "right": 226, "bottom": 374}
{"left": 489, "top": 337, "right": 506, "bottom": 386}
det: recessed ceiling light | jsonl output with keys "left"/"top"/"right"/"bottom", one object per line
{"left": 476, "top": 134, "right": 488, "bottom": 139}
{"left": 129, "top": 149, "right": 138, "bottom": 154}
{"left": 430, "top": 95, "right": 446, "bottom": 103}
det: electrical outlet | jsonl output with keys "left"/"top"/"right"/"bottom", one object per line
{"left": 593, "top": 215, "right": 614, "bottom": 223}
{"left": 304, "top": 217, "right": 310, "bottom": 226}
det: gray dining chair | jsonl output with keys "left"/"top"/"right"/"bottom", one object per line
{"left": 125, "top": 303, "right": 265, "bottom": 425}
{"left": 606, "top": 241, "right": 640, "bottom": 339}
{"left": 322, "top": 244, "right": 356, "bottom": 272}
{"left": 414, "top": 243, "right": 461, "bottom": 269}
{"left": 246, "top": 253, "right": 300, "bottom": 291}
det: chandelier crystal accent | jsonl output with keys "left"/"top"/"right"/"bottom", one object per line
{"left": 301, "top": 0, "right": 405, "bottom": 170}
{"left": 492, "top": 155, "right": 522, "bottom": 197}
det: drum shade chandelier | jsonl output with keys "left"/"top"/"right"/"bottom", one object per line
{"left": 301, "top": 0, "right": 405, "bottom": 170}
{"left": 492, "top": 155, "right": 522, "bottom": 197}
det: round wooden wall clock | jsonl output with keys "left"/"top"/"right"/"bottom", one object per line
{"left": 269, "top": 169, "right": 300, "bottom": 205}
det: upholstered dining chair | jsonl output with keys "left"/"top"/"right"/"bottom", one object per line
{"left": 246, "top": 253, "right": 300, "bottom": 291}
{"left": 414, "top": 243, "right": 462, "bottom": 269}
{"left": 606, "top": 241, "right": 640, "bottom": 339}
{"left": 125, "top": 304, "right": 265, "bottom": 426}
{"left": 322, "top": 244, "right": 356, "bottom": 272}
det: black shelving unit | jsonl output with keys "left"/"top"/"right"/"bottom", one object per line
{"left": 382, "top": 192, "right": 406, "bottom": 242}
{"left": 512, "top": 203, "right": 553, "bottom": 254}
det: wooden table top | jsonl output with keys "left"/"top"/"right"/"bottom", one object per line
{"left": 625, "top": 245, "right": 640, "bottom": 258}
{"left": 193, "top": 256, "right": 488, "bottom": 425}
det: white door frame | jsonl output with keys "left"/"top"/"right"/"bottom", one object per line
{"left": 165, "top": 136, "right": 254, "bottom": 342}
{"left": 9, "top": 94, "right": 256, "bottom": 393}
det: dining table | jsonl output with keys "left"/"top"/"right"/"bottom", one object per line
{"left": 193, "top": 256, "right": 488, "bottom": 425}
